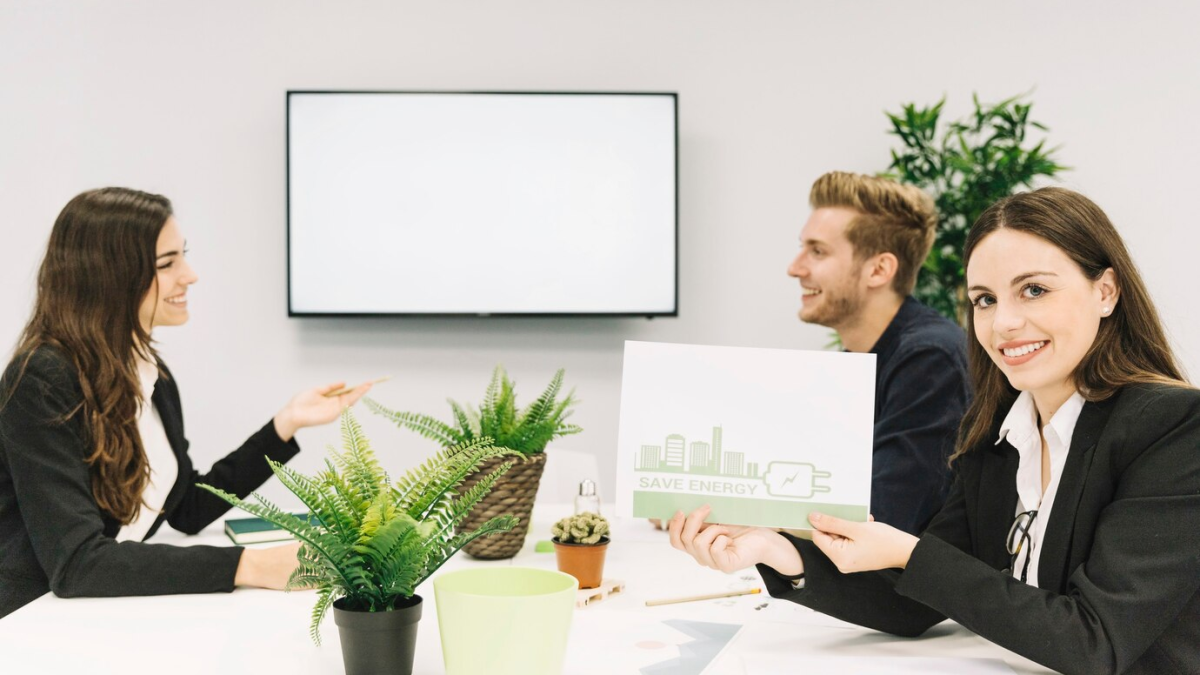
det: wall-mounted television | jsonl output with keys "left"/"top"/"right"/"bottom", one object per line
{"left": 287, "top": 91, "right": 678, "bottom": 317}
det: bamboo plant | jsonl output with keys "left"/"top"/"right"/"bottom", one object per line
{"left": 198, "top": 409, "right": 520, "bottom": 644}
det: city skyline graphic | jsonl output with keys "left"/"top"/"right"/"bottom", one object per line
{"left": 634, "top": 425, "right": 834, "bottom": 500}
{"left": 634, "top": 425, "right": 761, "bottom": 479}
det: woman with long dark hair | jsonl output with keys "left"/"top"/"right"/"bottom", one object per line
{"left": 669, "top": 187, "right": 1199, "bottom": 674}
{"left": 0, "top": 188, "right": 370, "bottom": 618}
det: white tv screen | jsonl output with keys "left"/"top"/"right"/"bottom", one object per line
{"left": 287, "top": 91, "right": 678, "bottom": 316}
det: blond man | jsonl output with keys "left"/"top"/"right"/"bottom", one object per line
{"left": 786, "top": 172, "right": 969, "bottom": 535}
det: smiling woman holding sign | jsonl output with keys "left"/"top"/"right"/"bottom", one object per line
{"left": 669, "top": 188, "right": 1200, "bottom": 675}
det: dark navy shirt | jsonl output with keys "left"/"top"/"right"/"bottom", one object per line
{"left": 865, "top": 296, "right": 969, "bottom": 535}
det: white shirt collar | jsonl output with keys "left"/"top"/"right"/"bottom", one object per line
{"left": 996, "top": 391, "right": 1038, "bottom": 448}
{"left": 995, "top": 390, "right": 1086, "bottom": 450}
{"left": 1045, "top": 391, "right": 1086, "bottom": 453}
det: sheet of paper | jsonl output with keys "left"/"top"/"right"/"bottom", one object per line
{"left": 616, "top": 341, "right": 875, "bottom": 530}
{"left": 562, "top": 611, "right": 742, "bottom": 675}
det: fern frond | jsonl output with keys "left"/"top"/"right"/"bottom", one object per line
{"left": 359, "top": 519, "right": 433, "bottom": 598}
{"left": 287, "top": 551, "right": 329, "bottom": 594}
{"left": 198, "top": 485, "right": 363, "bottom": 596}
{"left": 495, "top": 377, "right": 517, "bottom": 440}
{"left": 421, "top": 514, "right": 519, "bottom": 582}
{"left": 266, "top": 458, "right": 358, "bottom": 546}
{"left": 423, "top": 498, "right": 460, "bottom": 544}
{"left": 390, "top": 447, "right": 457, "bottom": 511}
{"left": 461, "top": 514, "right": 521, "bottom": 545}
{"left": 464, "top": 404, "right": 482, "bottom": 436}
{"left": 390, "top": 436, "right": 498, "bottom": 510}
{"left": 199, "top": 485, "right": 321, "bottom": 543}
{"left": 365, "top": 397, "right": 462, "bottom": 447}
{"left": 518, "top": 368, "right": 563, "bottom": 429}
{"left": 309, "top": 587, "right": 335, "bottom": 646}
{"left": 447, "top": 399, "right": 475, "bottom": 440}
{"left": 352, "top": 487, "right": 396, "bottom": 547}
{"left": 352, "top": 512, "right": 419, "bottom": 563}
{"left": 338, "top": 410, "right": 385, "bottom": 503}
{"left": 549, "top": 389, "right": 578, "bottom": 425}
{"left": 402, "top": 442, "right": 519, "bottom": 521}
{"left": 425, "top": 459, "right": 515, "bottom": 542}
{"left": 379, "top": 526, "right": 436, "bottom": 593}
{"left": 321, "top": 459, "right": 368, "bottom": 527}
{"left": 479, "top": 370, "right": 515, "bottom": 443}
{"left": 338, "top": 555, "right": 379, "bottom": 606}
{"left": 382, "top": 534, "right": 433, "bottom": 598}
{"left": 287, "top": 572, "right": 327, "bottom": 591}
{"left": 287, "top": 549, "right": 331, "bottom": 592}
{"left": 482, "top": 365, "right": 503, "bottom": 417}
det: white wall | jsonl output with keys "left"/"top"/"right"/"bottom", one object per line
{"left": 2, "top": 0, "right": 1198, "bottom": 504}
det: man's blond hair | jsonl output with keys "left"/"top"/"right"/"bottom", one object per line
{"left": 809, "top": 171, "right": 937, "bottom": 295}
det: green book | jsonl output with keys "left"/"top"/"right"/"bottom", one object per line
{"left": 224, "top": 513, "right": 317, "bottom": 545}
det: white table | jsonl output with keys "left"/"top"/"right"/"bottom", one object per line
{"left": 0, "top": 506, "right": 1055, "bottom": 674}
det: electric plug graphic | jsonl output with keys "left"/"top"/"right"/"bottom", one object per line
{"left": 763, "top": 462, "right": 831, "bottom": 499}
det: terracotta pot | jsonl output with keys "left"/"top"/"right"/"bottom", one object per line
{"left": 553, "top": 536, "right": 609, "bottom": 589}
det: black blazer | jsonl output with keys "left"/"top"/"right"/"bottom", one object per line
{"left": 0, "top": 348, "right": 299, "bottom": 619}
{"left": 760, "top": 383, "right": 1200, "bottom": 675}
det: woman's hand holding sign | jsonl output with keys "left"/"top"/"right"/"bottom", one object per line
{"left": 808, "top": 512, "right": 919, "bottom": 573}
{"left": 668, "top": 506, "right": 804, "bottom": 576}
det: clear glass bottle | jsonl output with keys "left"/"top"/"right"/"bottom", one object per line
{"left": 574, "top": 479, "right": 600, "bottom": 515}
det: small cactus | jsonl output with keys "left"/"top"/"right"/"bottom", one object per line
{"left": 552, "top": 512, "right": 610, "bottom": 545}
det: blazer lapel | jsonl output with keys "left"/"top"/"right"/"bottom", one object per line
{"left": 1035, "top": 396, "right": 1114, "bottom": 591}
{"left": 149, "top": 375, "right": 190, "bottom": 525}
{"left": 979, "top": 443, "right": 1021, "bottom": 569}
{"left": 150, "top": 378, "right": 185, "bottom": 458}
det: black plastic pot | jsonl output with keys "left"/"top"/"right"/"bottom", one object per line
{"left": 332, "top": 595, "right": 423, "bottom": 675}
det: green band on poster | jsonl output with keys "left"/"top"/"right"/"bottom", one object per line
{"left": 634, "top": 492, "right": 868, "bottom": 528}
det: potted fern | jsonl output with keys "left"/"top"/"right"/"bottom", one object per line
{"left": 366, "top": 365, "right": 581, "bottom": 559}
{"left": 552, "top": 512, "right": 610, "bottom": 589}
{"left": 198, "top": 410, "right": 519, "bottom": 675}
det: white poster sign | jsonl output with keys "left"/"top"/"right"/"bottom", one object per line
{"left": 615, "top": 341, "right": 876, "bottom": 529}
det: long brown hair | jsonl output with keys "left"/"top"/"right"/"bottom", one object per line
{"left": 7, "top": 187, "right": 172, "bottom": 523}
{"left": 953, "top": 187, "right": 1187, "bottom": 460}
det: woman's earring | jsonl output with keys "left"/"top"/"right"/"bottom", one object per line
{"left": 1102, "top": 306, "right": 1111, "bottom": 316}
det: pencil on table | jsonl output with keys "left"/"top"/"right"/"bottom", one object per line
{"left": 645, "top": 587, "right": 761, "bottom": 607}
{"left": 324, "top": 376, "right": 392, "bottom": 398}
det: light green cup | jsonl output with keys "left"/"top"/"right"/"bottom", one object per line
{"left": 434, "top": 567, "right": 578, "bottom": 675}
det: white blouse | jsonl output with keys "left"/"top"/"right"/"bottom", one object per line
{"left": 995, "top": 390, "right": 1086, "bottom": 587}
{"left": 115, "top": 356, "right": 179, "bottom": 543}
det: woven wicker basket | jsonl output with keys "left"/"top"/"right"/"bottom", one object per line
{"left": 458, "top": 452, "right": 547, "bottom": 559}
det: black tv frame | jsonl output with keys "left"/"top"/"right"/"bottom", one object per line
{"left": 286, "top": 90, "right": 679, "bottom": 319}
